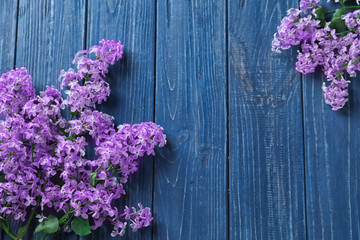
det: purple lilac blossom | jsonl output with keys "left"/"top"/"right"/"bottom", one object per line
{"left": 0, "top": 68, "right": 36, "bottom": 116}
{"left": 0, "top": 39, "right": 165, "bottom": 237}
{"left": 322, "top": 76, "right": 350, "bottom": 110}
{"left": 272, "top": 2, "right": 360, "bottom": 110}
{"left": 300, "top": 0, "right": 319, "bottom": 11}
{"left": 272, "top": 8, "right": 320, "bottom": 53}
{"left": 61, "top": 39, "right": 124, "bottom": 112}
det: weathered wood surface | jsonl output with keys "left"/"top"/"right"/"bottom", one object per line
{"left": 0, "top": 1, "right": 17, "bottom": 73}
{"left": 0, "top": 0, "right": 358, "bottom": 239}
{"left": 155, "top": 0, "right": 227, "bottom": 239}
{"left": 228, "top": 0, "right": 306, "bottom": 239}
{"left": 85, "top": 0, "right": 156, "bottom": 239}
{"left": 303, "top": 1, "right": 360, "bottom": 239}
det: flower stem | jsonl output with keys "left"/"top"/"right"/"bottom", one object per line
{"left": 332, "top": 56, "right": 360, "bottom": 81}
{"left": 339, "top": 28, "right": 356, "bottom": 36}
{"left": 0, "top": 220, "right": 16, "bottom": 240}
{"left": 28, "top": 207, "right": 38, "bottom": 224}
{"left": 65, "top": 113, "right": 75, "bottom": 131}
{"left": 344, "top": 5, "right": 360, "bottom": 10}
{"left": 58, "top": 208, "right": 74, "bottom": 224}
{"left": 327, "top": 5, "right": 360, "bottom": 14}
{"left": 3, "top": 228, "right": 16, "bottom": 240}
{"left": 40, "top": 233, "right": 49, "bottom": 240}
{"left": 23, "top": 205, "right": 39, "bottom": 229}
{"left": 49, "top": 212, "right": 74, "bottom": 240}
{"left": 31, "top": 143, "right": 35, "bottom": 162}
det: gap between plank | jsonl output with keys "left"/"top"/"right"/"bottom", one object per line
{"left": 225, "top": 0, "right": 230, "bottom": 239}
{"left": 151, "top": 0, "right": 157, "bottom": 239}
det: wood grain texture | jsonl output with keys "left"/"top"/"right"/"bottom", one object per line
{"left": 228, "top": 0, "right": 306, "bottom": 239}
{"left": 303, "top": 73, "right": 360, "bottom": 240}
{"left": 303, "top": 2, "right": 360, "bottom": 239}
{"left": 0, "top": 1, "right": 17, "bottom": 73}
{"left": 7, "top": 0, "right": 86, "bottom": 239}
{"left": 154, "top": 0, "right": 227, "bottom": 239}
{"left": 0, "top": 2, "right": 18, "bottom": 239}
{"left": 16, "top": 0, "right": 86, "bottom": 91}
{"left": 2, "top": 0, "right": 360, "bottom": 239}
{"left": 85, "top": 0, "right": 156, "bottom": 239}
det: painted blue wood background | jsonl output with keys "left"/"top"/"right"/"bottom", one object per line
{"left": 0, "top": 0, "right": 358, "bottom": 239}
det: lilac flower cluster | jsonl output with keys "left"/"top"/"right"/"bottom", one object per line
{"left": 0, "top": 40, "right": 166, "bottom": 239}
{"left": 272, "top": 0, "right": 360, "bottom": 110}
{"left": 60, "top": 39, "right": 124, "bottom": 112}
{"left": 0, "top": 68, "right": 35, "bottom": 115}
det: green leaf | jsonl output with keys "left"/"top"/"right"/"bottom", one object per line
{"left": 315, "top": 7, "right": 326, "bottom": 19}
{"left": 89, "top": 172, "right": 97, "bottom": 187}
{"left": 315, "top": 7, "right": 327, "bottom": 28}
{"left": 35, "top": 215, "right": 59, "bottom": 234}
{"left": 0, "top": 174, "right": 6, "bottom": 183}
{"left": 329, "top": 8, "right": 348, "bottom": 32}
{"left": 17, "top": 225, "right": 28, "bottom": 239}
{"left": 71, "top": 217, "right": 91, "bottom": 236}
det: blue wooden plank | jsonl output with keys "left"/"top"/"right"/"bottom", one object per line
{"left": 303, "top": 72, "right": 360, "bottom": 240}
{"left": 0, "top": 2, "right": 18, "bottom": 240}
{"left": 228, "top": 0, "right": 306, "bottom": 239}
{"left": 154, "top": 0, "right": 227, "bottom": 239}
{"left": 7, "top": 0, "right": 86, "bottom": 239}
{"left": 303, "top": 1, "right": 360, "bottom": 239}
{"left": 0, "top": 1, "right": 17, "bottom": 73}
{"left": 16, "top": 0, "right": 86, "bottom": 91}
{"left": 84, "top": 1, "right": 156, "bottom": 239}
